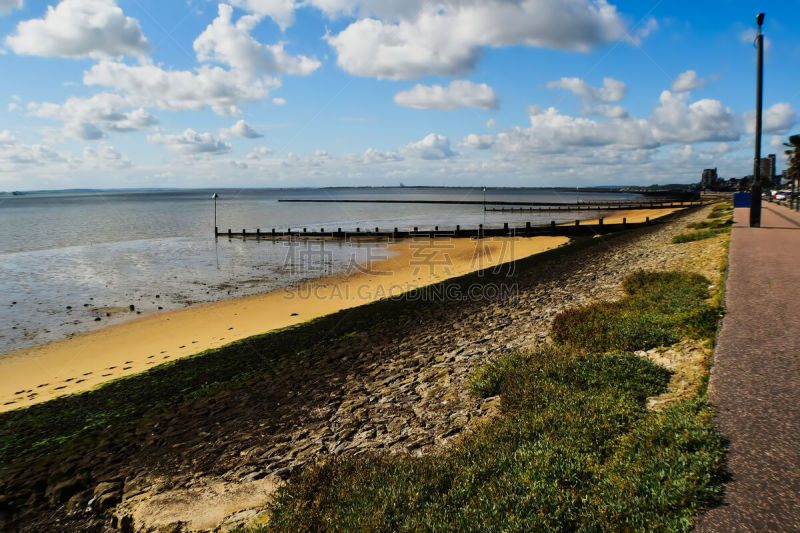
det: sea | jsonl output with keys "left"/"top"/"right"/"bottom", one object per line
{"left": 0, "top": 187, "right": 640, "bottom": 355}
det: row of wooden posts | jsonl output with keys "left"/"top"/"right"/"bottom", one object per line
{"left": 215, "top": 216, "right": 652, "bottom": 240}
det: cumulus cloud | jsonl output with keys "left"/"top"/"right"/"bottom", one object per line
{"left": 360, "top": 147, "right": 403, "bottom": 164}
{"left": 272, "top": 97, "right": 287, "bottom": 105}
{"left": 460, "top": 133, "right": 494, "bottom": 150}
{"left": 0, "top": 0, "right": 22, "bottom": 15}
{"left": 670, "top": 69, "right": 704, "bottom": 92}
{"left": 5, "top": 0, "right": 151, "bottom": 58}
{"left": 82, "top": 143, "right": 131, "bottom": 168}
{"left": 326, "top": 0, "right": 630, "bottom": 80}
{"left": 219, "top": 119, "right": 263, "bottom": 139}
{"left": 394, "top": 80, "right": 498, "bottom": 111}
{"left": 649, "top": 90, "right": 741, "bottom": 144}
{"left": 0, "top": 130, "right": 67, "bottom": 168}
{"left": 84, "top": 60, "right": 279, "bottom": 117}
{"left": 193, "top": 4, "right": 320, "bottom": 76}
{"left": 547, "top": 76, "right": 627, "bottom": 117}
{"left": 148, "top": 129, "right": 232, "bottom": 155}
{"left": 28, "top": 93, "right": 158, "bottom": 140}
{"left": 401, "top": 133, "right": 456, "bottom": 159}
{"left": 744, "top": 102, "right": 796, "bottom": 135}
{"left": 228, "top": 0, "right": 299, "bottom": 30}
{"left": 246, "top": 146, "right": 273, "bottom": 159}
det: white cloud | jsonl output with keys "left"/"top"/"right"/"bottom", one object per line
{"left": 401, "top": 133, "right": 456, "bottom": 159}
{"left": 148, "top": 129, "right": 232, "bottom": 155}
{"left": 394, "top": 80, "right": 498, "bottom": 111}
{"left": 8, "top": 102, "right": 20, "bottom": 112}
{"left": 219, "top": 119, "right": 263, "bottom": 139}
{"left": 546, "top": 76, "right": 628, "bottom": 117}
{"left": 360, "top": 147, "right": 403, "bottom": 164}
{"left": 5, "top": 0, "right": 151, "bottom": 58}
{"left": 0, "top": 0, "right": 22, "bottom": 15}
{"left": 670, "top": 69, "right": 704, "bottom": 92}
{"left": 84, "top": 60, "right": 279, "bottom": 116}
{"left": 744, "top": 102, "right": 796, "bottom": 135}
{"left": 0, "top": 131, "right": 68, "bottom": 168}
{"left": 649, "top": 90, "right": 740, "bottom": 144}
{"left": 246, "top": 146, "right": 273, "bottom": 159}
{"left": 82, "top": 143, "right": 131, "bottom": 168}
{"left": 193, "top": 4, "right": 320, "bottom": 76}
{"left": 27, "top": 92, "right": 158, "bottom": 140}
{"left": 326, "top": 0, "right": 630, "bottom": 80}
{"left": 228, "top": 0, "right": 299, "bottom": 30}
{"left": 486, "top": 118, "right": 496, "bottom": 129}
{"left": 272, "top": 97, "right": 287, "bottom": 105}
{"left": 460, "top": 133, "right": 494, "bottom": 150}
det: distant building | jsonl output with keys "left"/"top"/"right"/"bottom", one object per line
{"left": 701, "top": 168, "right": 718, "bottom": 189}
{"left": 759, "top": 155, "right": 777, "bottom": 185}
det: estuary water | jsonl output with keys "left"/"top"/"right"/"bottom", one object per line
{"left": 0, "top": 187, "right": 638, "bottom": 354}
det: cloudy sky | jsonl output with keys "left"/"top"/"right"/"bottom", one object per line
{"left": 0, "top": 0, "right": 798, "bottom": 190}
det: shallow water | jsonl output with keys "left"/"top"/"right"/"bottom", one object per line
{"left": 0, "top": 187, "right": 637, "bottom": 354}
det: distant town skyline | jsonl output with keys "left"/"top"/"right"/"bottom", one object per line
{"left": 0, "top": 0, "right": 798, "bottom": 190}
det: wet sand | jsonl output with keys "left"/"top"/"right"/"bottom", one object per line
{"left": 0, "top": 235, "right": 568, "bottom": 410}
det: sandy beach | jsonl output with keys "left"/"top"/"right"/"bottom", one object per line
{"left": 0, "top": 235, "right": 568, "bottom": 410}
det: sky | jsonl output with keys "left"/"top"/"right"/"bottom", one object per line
{"left": 0, "top": 0, "right": 798, "bottom": 190}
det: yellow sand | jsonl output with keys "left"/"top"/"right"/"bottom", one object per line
{"left": 564, "top": 207, "right": 682, "bottom": 226}
{"left": 0, "top": 236, "right": 567, "bottom": 410}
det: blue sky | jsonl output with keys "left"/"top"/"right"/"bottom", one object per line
{"left": 0, "top": 0, "right": 797, "bottom": 190}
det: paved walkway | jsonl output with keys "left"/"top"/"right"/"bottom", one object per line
{"left": 696, "top": 202, "right": 800, "bottom": 532}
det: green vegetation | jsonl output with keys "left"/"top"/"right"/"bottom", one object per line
{"left": 259, "top": 271, "right": 726, "bottom": 532}
{"left": 672, "top": 203, "right": 733, "bottom": 243}
{"left": 551, "top": 271, "right": 717, "bottom": 353}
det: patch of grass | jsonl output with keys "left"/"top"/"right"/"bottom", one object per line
{"left": 550, "top": 271, "right": 718, "bottom": 353}
{"left": 687, "top": 218, "right": 733, "bottom": 230}
{"left": 672, "top": 228, "right": 730, "bottom": 244}
{"left": 258, "top": 272, "right": 726, "bottom": 532}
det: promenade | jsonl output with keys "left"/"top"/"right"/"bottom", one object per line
{"left": 697, "top": 202, "right": 800, "bottom": 532}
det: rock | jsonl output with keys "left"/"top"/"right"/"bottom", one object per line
{"left": 46, "top": 477, "right": 87, "bottom": 505}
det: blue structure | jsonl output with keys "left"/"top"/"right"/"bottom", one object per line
{"left": 733, "top": 191, "right": 751, "bottom": 208}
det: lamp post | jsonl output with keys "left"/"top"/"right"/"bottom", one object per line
{"left": 212, "top": 193, "right": 218, "bottom": 237}
{"left": 750, "top": 13, "right": 765, "bottom": 227}
{"left": 482, "top": 186, "right": 487, "bottom": 237}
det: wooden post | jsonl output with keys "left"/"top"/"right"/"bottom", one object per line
{"left": 215, "top": 226, "right": 218, "bottom": 237}
{"left": 646, "top": 216, "right": 650, "bottom": 223}
{"left": 455, "top": 225, "right": 460, "bottom": 237}
{"left": 623, "top": 217, "right": 627, "bottom": 226}
{"left": 526, "top": 221, "right": 531, "bottom": 236}
{"left": 272, "top": 228, "right": 275, "bottom": 237}
{"left": 356, "top": 227, "right": 360, "bottom": 232}
{"left": 303, "top": 228, "right": 307, "bottom": 233}
{"left": 435, "top": 226, "right": 439, "bottom": 231}
{"left": 242, "top": 229, "right": 246, "bottom": 239}
{"left": 321, "top": 228, "right": 324, "bottom": 233}
{"left": 479, "top": 223, "right": 483, "bottom": 238}
{"left": 414, "top": 226, "right": 418, "bottom": 232}
{"left": 503, "top": 222, "right": 509, "bottom": 233}
{"left": 393, "top": 227, "right": 398, "bottom": 238}
{"left": 228, "top": 228, "right": 232, "bottom": 238}
{"left": 599, "top": 218, "right": 603, "bottom": 226}
{"left": 375, "top": 227, "right": 379, "bottom": 233}
{"left": 575, "top": 220, "right": 580, "bottom": 226}
{"left": 256, "top": 228, "right": 260, "bottom": 238}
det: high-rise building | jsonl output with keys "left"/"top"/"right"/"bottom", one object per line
{"left": 760, "top": 154, "right": 777, "bottom": 185}
{"left": 701, "top": 168, "right": 718, "bottom": 189}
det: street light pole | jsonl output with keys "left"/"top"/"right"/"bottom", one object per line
{"left": 750, "top": 13, "right": 765, "bottom": 227}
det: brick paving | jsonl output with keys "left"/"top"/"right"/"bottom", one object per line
{"left": 696, "top": 202, "right": 800, "bottom": 532}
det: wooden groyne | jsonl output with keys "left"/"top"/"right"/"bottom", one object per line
{"left": 215, "top": 213, "right": 683, "bottom": 241}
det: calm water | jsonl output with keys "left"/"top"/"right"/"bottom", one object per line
{"left": 0, "top": 187, "right": 638, "bottom": 354}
